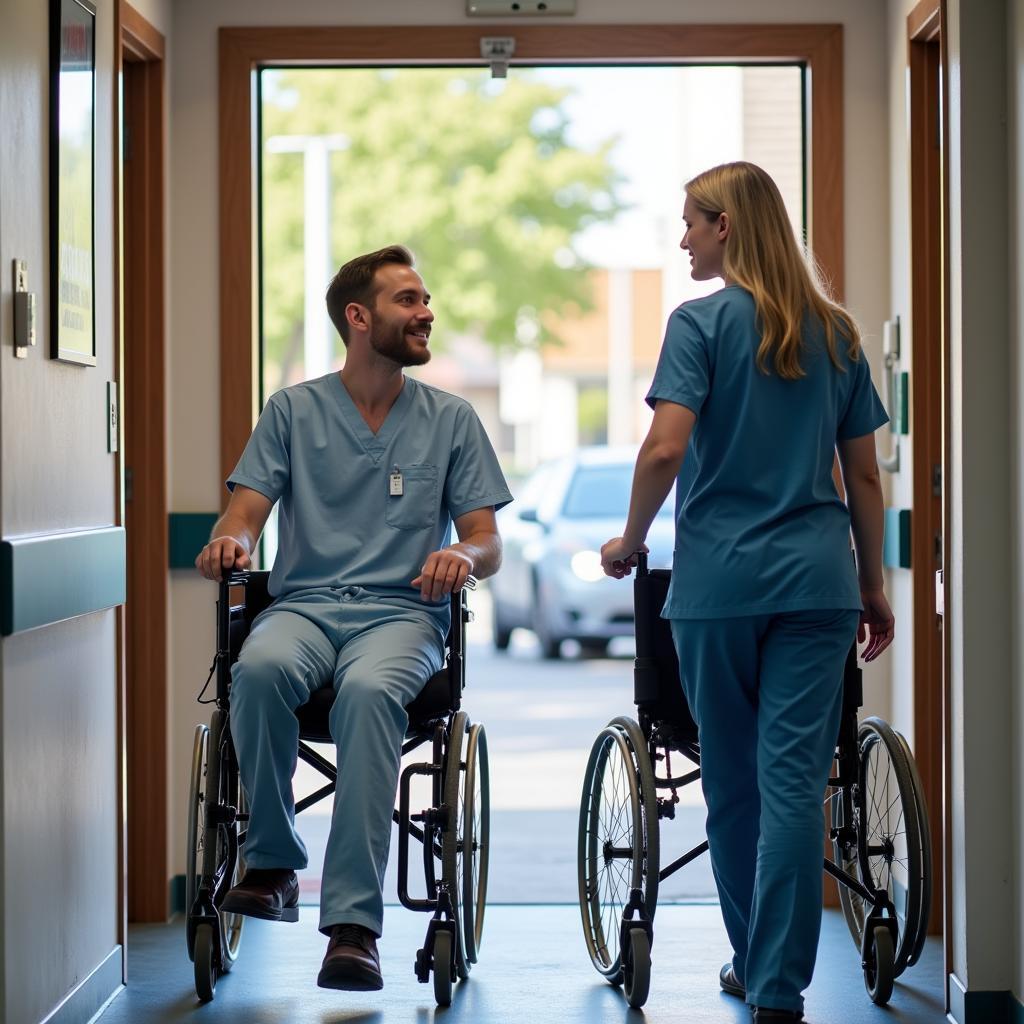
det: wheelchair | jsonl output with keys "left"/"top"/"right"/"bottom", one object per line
{"left": 185, "top": 570, "right": 489, "bottom": 1007}
{"left": 577, "top": 554, "right": 932, "bottom": 1009}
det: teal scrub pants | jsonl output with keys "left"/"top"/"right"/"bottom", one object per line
{"left": 230, "top": 586, "right": 445, "bottom": 938}
{"left": 670, "top": 609, "right": 860, "bottom": 1014}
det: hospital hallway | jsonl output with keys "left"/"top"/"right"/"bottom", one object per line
{"left": 97, "top": 905, "right": 943, "bottom": 1023}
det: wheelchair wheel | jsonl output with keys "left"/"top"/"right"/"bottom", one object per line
{"left": 185, "top": 724, "right": 209, "bottom": 962}
{"left": 863, "top": 923, "right": 896, "bottom": 1005}
{"left": 623, "top": 927, "right": 652, "bottom": 1009}
{"left": 219, "top": 784, "right": 247, "bottom": 971}
{"left": 187, "top": 710, "right": 246, "bottom": 999}
{"left": 433, "top": 929, "right": 453, "bottom": 1007}
{"left": 578, "top": 725, "right": 644, "bottom": 983}
{"left": 461, "top": 722, "right": 490, "bottom": 965}
{"left": 194, "top": 923, "right": 217, "bottom": 1002}
{"left": 206, "top": 710, "right": 246, "bottom": 969}
{"left": 895, "top": 730, "right": 932, "bottom": 968}
{"left": 833, "top": 718, "right": 925, "bottom": 977}
{"left": 442, "top": 711, "right": 471, "bottom": 979}
{"left": 610, "top": 716, "right": 660, "bottom": 916}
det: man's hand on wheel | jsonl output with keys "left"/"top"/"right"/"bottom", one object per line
{"left": 412, "top": 547, "right": 474, "bottom": 602}
{"left": 195, "top": 536, "right": 251, "bottom": 582}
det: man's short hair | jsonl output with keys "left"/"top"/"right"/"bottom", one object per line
{"left": 325, "top": 245, "right": 415, "bottom": 343}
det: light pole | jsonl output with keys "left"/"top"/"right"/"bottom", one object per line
{"left": 264, "top": 133, "right": 349, "bottom": 380}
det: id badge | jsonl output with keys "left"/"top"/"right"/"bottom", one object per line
{"left": 389, "top": 466, "right": 404, "bottom": 497}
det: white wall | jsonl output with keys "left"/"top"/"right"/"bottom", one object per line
{"left": 884, "top": 0, "right": 919, "bottom": 747}
{"left": 126, "top": 0, "right": 172, "bottom": 31}
{"left": 166, "top": 0, "right": 893, "bottom": 880}
{"left": 946, "top": 0, "right": 1014, "bottom": 999}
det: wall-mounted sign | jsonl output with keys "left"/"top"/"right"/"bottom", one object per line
{"left": 49, "top": 0, "right": 97, "bottom": 366}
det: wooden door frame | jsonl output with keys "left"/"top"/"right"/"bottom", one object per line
{"left": 115, "top": 0, "right": 169, "bottom": 923}
{"left": 907, "top": 0, "right": 947, "bottom": 954}
{"left": 217, "top": 23, "right": 845, "bottom": 484}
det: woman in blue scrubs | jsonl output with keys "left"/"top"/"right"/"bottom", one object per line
{"left": 600, "top": 161, "right": 893, "bottom": 1023}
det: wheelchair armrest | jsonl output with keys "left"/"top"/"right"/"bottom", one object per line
{"left": 214, "top": 573, "right": 472, "bottom": 703}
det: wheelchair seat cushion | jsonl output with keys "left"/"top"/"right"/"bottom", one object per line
{"left": 295, "top": 666, "right": 453, "bottom": 743}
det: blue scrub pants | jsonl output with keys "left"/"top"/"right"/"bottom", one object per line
{"left": 229, "top": 586, "right": 445, "bottom": 938}
{"left": 670, "top": 609, "right": 860, "bottom": 1014}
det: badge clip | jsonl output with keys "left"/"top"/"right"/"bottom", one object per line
{"left": 389, "top": 465, "right": 404, "bottom": 497}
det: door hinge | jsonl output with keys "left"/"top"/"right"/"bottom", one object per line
{"left": 125, "top": 466, "right": 134, "bottom": 502}
{"left": 932, "top": 463, "right": 942, "bottom": 497}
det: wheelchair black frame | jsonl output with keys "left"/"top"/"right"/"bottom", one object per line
{"left": 189, "top": 569, "right": 472, "bottom": 981}
{"left": 629, "top": 553, "right": 897, "bottom": 933}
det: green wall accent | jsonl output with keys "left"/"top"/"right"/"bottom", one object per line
{"left": 883, "top": 507, "right": 911, "bottom": 569}
{"left": 0, "top": 528, "right": 126, "bottom": 635}
{"left": 890, "top": 369, "right": 909, "bottom": 435}
{"left": 170, "top": 873, "right": 186, "bottom": 915}
{"left": 169, "top": 512, "right": 218, "bottom": 569}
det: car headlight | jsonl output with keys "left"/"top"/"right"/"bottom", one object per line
{"left": 570, "top": 549, "right": 605, "bottom": 583}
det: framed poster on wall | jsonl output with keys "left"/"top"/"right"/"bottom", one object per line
{"left": 49, "top": 0, "right": 97, "bottom": 366}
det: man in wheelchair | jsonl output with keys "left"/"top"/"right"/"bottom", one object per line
{"left": 194, "top": 245, "right": 511, "bottom": 992}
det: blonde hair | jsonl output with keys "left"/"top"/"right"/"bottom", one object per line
{"left": 685, "top": 161, "right": 860, "bottom": 379}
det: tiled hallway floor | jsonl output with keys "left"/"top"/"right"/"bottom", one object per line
{"left": 97, "top": 905, "right": 944, "bottom": 1024}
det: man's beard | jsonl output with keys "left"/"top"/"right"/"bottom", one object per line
{"left": 369, "top": 320, "right": 431, "bottom": 367}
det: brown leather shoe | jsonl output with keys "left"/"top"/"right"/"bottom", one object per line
{"left": 317, "top": 924, "right": 383, "bottom": 991}
{"left": 220, "top": 868, "right": 299, "bottom": 922}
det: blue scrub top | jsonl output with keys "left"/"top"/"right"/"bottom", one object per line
{"left": 646, "top": 285, "right": 888, "bottom": 619}
{"left": 228, "top": 374, "right": 513, "bottom": 623}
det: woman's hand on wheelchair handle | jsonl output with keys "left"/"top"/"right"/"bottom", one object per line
{"left": 858, "top": 587, "right": 895, "bottom": 662}
{"left": 195, "top": 536, "right": 251, "bottom": 582}
{"left": 600, "top": 537, "right": 648, "bottom": 579}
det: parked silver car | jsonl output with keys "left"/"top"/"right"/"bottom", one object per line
{"left": 490, "top": 446, "right": 676, "bottom": 658}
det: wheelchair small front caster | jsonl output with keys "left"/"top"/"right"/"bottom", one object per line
{"left": 863, "top": 923, "right": 895, "bottom": 1005}
{"left": 622, "top": 927, "right": 651, "bottom": 1009}
{"left": 432, "top": 930, "right": 453, "bottom": 1007}
{"left": 193, "top": 923, "right": 217, "bottom": 1002}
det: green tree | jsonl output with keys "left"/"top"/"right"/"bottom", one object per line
{"left": 261, "top": 68, "right": 623, "bottom": 390}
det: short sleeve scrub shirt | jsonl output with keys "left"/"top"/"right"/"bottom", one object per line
{"left": 645, "top": 286, "right": 889, "bottom": 620}
{"left": 228, "top": 373, "right": 513, "bottom": 633}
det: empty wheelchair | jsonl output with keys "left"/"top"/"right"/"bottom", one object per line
{"left": 185, "top": 570, "right": 489, "bottom": 1006}
{"left": 577, "top": 554, "right": 931, "bottom": 1009}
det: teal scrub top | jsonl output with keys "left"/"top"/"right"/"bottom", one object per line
{"left": 646, "top": 285, "right": 888, "bottom": 620}
{"left": 228, "top": 374, "right": 513, "bottom": 621}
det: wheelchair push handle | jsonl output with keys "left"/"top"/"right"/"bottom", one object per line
{"left": 216, "top": 568, "right": 253, "bottom": 604}
{"left": 634, "top": 550, "right": 649, "bottom": 576}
